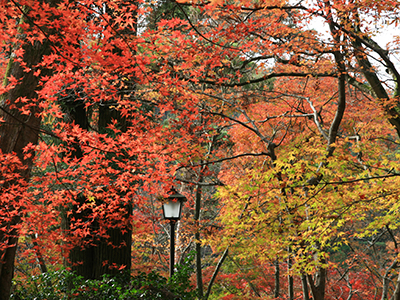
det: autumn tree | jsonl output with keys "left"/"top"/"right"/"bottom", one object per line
{"left": 152, "top": 0, "right": 400, "bottom": 299}
{"left": 0, "top": 0, "right": 201, "bottom": 296}
{"left": 1, "top": 0, "right": 400, "bottom": 299}
{"left": 0, "top": 0, "right": 61, "bottom": 297}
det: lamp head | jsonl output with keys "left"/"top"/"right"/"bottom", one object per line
{"left": 162, "top": 188, "right": 186, "bottom": 220}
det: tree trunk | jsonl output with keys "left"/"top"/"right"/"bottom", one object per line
{"left": 307, "top": 267, "right": 326, "bottom": 300}
{"left": 194, "top": 181, "right": 204, "bottom": 298}
{"left": 301, "top": 274, "right": 310, "bottom": 300}
{"left": 288, "top": 255, "right": 294, "bottom": 300}
{"left": 204, "top": 247, "right": 228, "bottom": 300}
{"left": 65, "top": 1, "right": 137, "bottom": 279}
{"left": 391, "top": 272, "right": 400, "bottom": 300}
{"left": 274, "top": 259, "right": 280, "bottom": 298}
{"left": 0, "top": 37, "right": 52, "bottom": 300}
{"left": 65, "top": 101, "right": 132, "bottom": 279}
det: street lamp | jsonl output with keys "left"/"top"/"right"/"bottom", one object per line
{"left": 162, "top": 188, "right": 186, "bottom": 277}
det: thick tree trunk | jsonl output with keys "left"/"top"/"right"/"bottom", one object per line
{"left": 0, "top": 39, "right": 51, "bottom": 300}
{"left": 65, "top": 1, "right": 136, "bottom": 277}
{"left": 307, "top": 267, "right": 326, "bottom": 300}
{"left": 65, "top": 101, "right": 132, "bottom": 279}
{"left": 301, "top": 274, "right": 310, "bottom": 300}
{"left": 75, "top": 3, "right": 137, "bottom": 275}
{"left": 96, "top": 103, "right": 132, "bottom": 276}
{"left": 66, "top": 194, "right": 132, "bottom": 279}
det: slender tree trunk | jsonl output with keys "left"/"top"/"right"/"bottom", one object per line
{"left": 194, "top": 178, "right": 204, "bottom": 298}
{"left": 30, "top": 234, "right": 48, "bottom": 274}
{"left": 204, "top": 247, "right": 228, "bottom": 300}
{"left": 391, "top": 272, "right": 400, "bottom": 300}
{"left": 349, "top": 13, "right": 400, "bottom": 137}
{"left": 288, "top": 255, "right": 294, "bottom": 300}
{"left": 274, "top": 259, "right": 280, "bottom": 298}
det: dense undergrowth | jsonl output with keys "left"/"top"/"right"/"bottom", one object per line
{"left": 11, "top": 258, "right": 196, "bottom": 300}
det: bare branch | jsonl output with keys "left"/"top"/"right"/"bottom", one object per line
{"left": 199, "top": 72, "right": 337, "bottom": 87}
{"left": 306, "top": 98, "right": 329, "bottom": 140}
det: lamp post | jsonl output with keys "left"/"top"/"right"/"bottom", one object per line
{"left": 162, "top": 188, "right": 186, "bottom": 277}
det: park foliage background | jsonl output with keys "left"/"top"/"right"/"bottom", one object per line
{"left": 1, "top": 0, "right": 400, "bottom": 299}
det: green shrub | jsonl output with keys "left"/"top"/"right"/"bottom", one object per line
{"left": 11, "top": 256, "right": 196, "bottom": 300}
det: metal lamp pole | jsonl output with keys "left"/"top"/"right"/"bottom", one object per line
{"left": 169, "top": 219, "right": 177, "bottom": 277}
{"left": 162, "top": 188, "right": 186, "bottom": 278}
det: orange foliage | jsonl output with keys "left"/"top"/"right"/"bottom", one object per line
{"left": 0, "top": 0, "right": 400, "bottom": 298}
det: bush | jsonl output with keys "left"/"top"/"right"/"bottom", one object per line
{"left": 11, "top": 257, "right": 196, "bottom": 299}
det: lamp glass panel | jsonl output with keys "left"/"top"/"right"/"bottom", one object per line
{"left": 163, "top": 201, "right": 181, "bottom": 219}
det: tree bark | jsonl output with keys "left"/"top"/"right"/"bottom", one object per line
{"left": 194, "top": 180, "right": 204, "bottom": 298}
{"left": 391, "top": 272, "right": 400, "bottom": 300}
{"left": 301, "top": 274, "right": 310, "bottom": 300}
{"left": 65, "top": 2, "right": 137, "bottom": 280}
{"left": 65, "top": 100, "right": 133, "bottom": 279}
{"left": 288, "top": 255, "right": 294, "bottom": 300}
{"left": 0, "top": 35, "right": 52, "bottom": 300}
{"left": 307, "top": 267, "right": 326, "bottom": 300}
{"left": 274, "top": 259, "right": 280, "bottom": 298}
{"left": 204, "top": 247, "right": 228, "bottom": 300}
